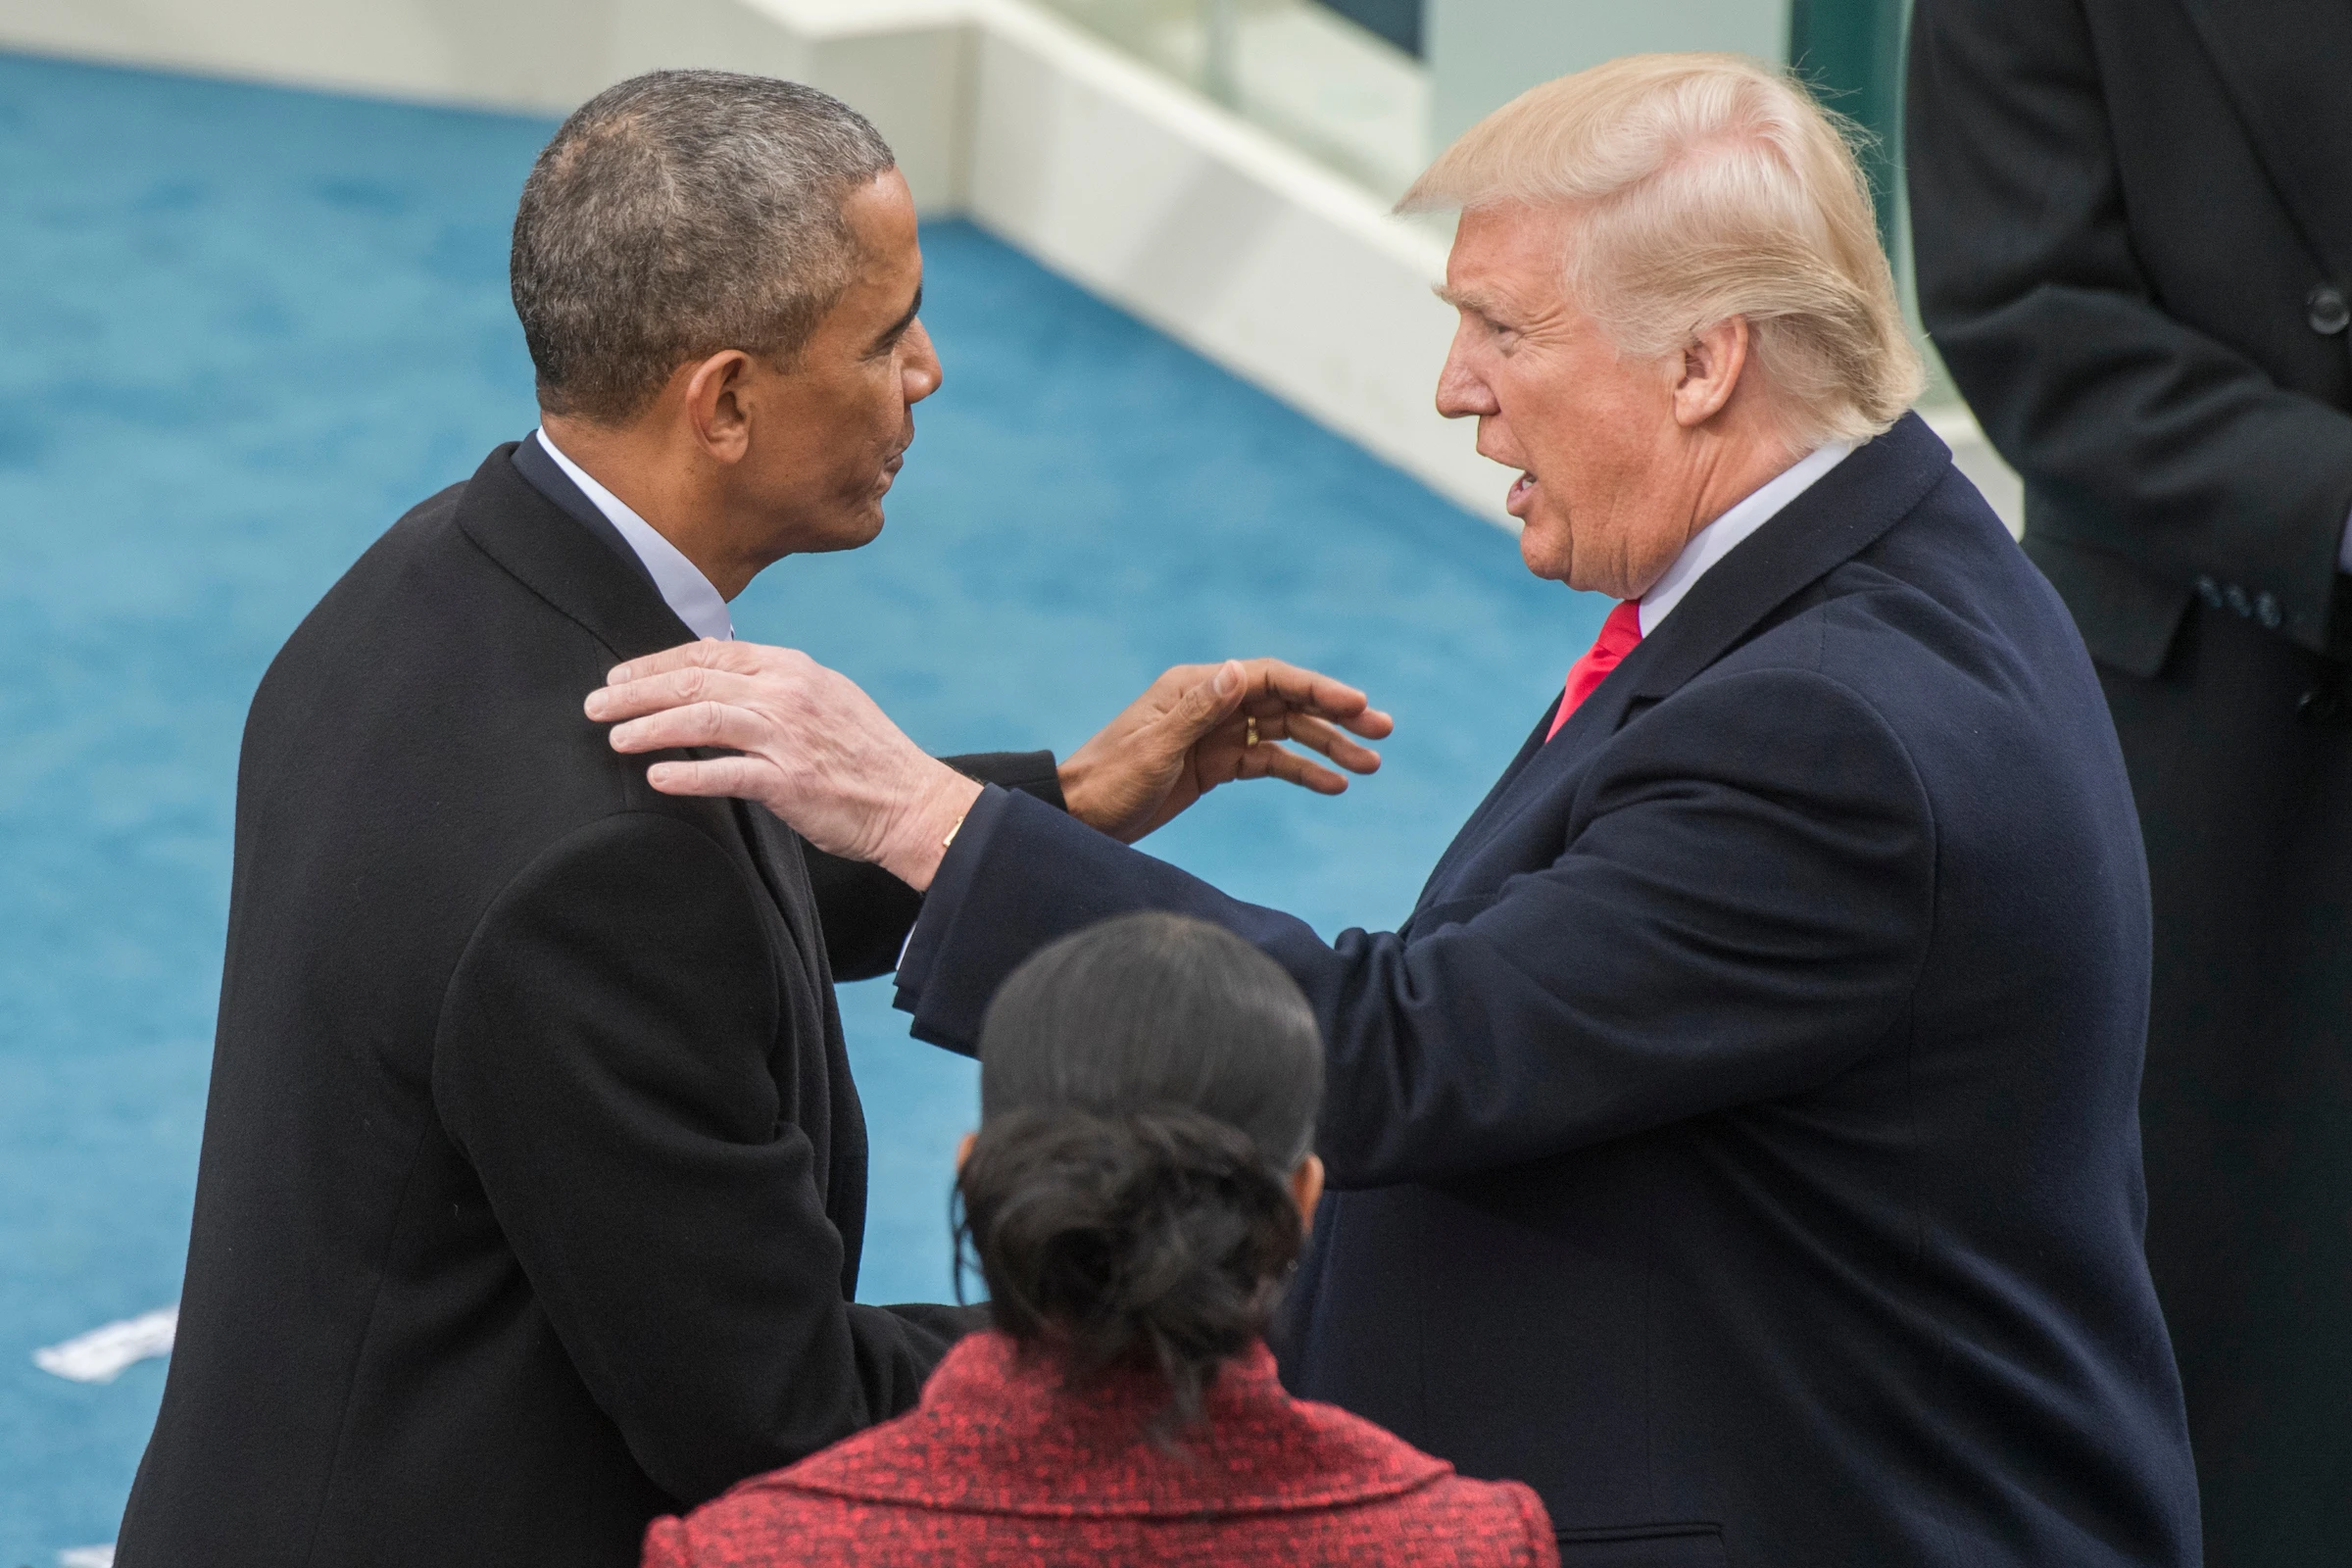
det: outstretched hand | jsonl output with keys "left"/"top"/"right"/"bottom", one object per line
{"left": 1059, "top": 658, "right": 1395, "bottom": 843}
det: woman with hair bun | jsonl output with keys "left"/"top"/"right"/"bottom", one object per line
{"left": 642, "top": 911, "right": 1557, "bottom": 1567}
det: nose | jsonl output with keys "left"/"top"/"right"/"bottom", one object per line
{"left": 1434, "top": 320, "right": 1495, "bottom": 420}
{"left": 904, "top": 318, "right": 942, "bottom": 405}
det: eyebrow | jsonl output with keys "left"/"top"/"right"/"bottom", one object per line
{"left": 876, "top": 283, "right": 923, "bottom": 349}
{"left": 1434, "top": 283, "right": 1507, "bottom": 319}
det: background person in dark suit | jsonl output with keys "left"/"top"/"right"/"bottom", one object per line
{"left": 116, "top": 72, "right": 1385, "bottom": 1568}
{"left": 589, "top": 55, "right": 2202, "bottom": 1567}
{"left": 1906, "top": 5, "right": 2352, "bottom": 1560}
{"left": 645, "top": 913, "right": 1560, "bottom": 1568}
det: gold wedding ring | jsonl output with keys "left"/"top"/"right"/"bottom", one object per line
{"left": 1246, "top": 716, "right": 1260, "bottom": 747}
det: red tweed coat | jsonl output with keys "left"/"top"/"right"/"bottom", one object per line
{"left": 642, "top": 1332, "right": 1557, "bottom": 1567}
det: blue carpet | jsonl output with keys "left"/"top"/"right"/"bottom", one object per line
{"left": 0, "top": 49, "right": 1603, "bottom": 1560}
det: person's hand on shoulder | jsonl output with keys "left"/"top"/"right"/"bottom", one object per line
{"left": 585, "top": 641, "right": 1392, "bottom": 888}
{"left": 587, "top": 640, "right": 981, "bottom": 889}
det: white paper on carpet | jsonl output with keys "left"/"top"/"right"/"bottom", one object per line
{"left": 33, "top": 1306, "right": 176, "bottom": 1384}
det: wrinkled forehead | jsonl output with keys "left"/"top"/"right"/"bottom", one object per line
{"left": 1440, "top": 201, "right": 1581, "bottom": 312}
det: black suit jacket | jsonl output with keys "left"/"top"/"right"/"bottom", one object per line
{"left": 894, "top": 416, "right": 2200, "bottom": 1565}
{"left": 1908, "top": 0, "right": 2352, "bottom": 676}
{"left": 117, "top": 445, "right": 1057, "bottom": 1568}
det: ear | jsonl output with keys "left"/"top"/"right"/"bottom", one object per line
{"left": 956, "top": 1131, "right": 977, "bottom": 1173}
{"left": 1289, "top": 1153, "right": 1325, "bottom": 1235}
{"left": 681, "top": 349, "right": 756, "bottom": 464}
{"left": 1671, "top": 316, "right": 1751, "bottom": 428}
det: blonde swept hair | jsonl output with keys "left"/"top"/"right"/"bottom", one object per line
{"left": 1402, "top": 53, "right": 1923, "bottom": 447}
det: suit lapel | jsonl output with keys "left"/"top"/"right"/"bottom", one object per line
{"left": 454, "top": 443, "right": 700, "bottom": 664}
{"left": 509, "top": 429, "right": 660, "bottom": 592}
{"left": 456, "top": 442, "right": 858, "bottom": 1229}
{"left": 1412, "top": 695, "right": 1562, "bottom": 913}
{"left": 456, "top": 442, "right": 834, "bottom": 981}
{"left": 2173, "top": 0, "right": 2352, "bottom": 282}
{"left": 1620, "top": 413, "right": 1949, "bottom": 706}
{"left": 1419, "top": 413, "right": 1953, "bottom": 898}
{"left": 735, "top": 800, "right": 833, "bottom": 997}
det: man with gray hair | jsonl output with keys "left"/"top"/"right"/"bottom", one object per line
{"left": 592, "top": 55, "right": 2203, "bottom": 1564}
{"left": 114, "top": 71, "right": 1385, "bottom": 1568}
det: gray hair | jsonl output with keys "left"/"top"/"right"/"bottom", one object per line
{"left": 511, "top": 70, "right": 897, "bottom": 421}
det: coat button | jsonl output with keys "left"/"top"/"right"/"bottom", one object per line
{"left": 2196, "top": 574, "right": 2224, "bottom": 607}
{"left": 2226, "top": 583, "right": 2252, "bottom": 617}
{"left": 2310, "top": 284, "right": 2350, "bottom": 335}
{"left": 2257, "top": 591, "right": 2283, "bottom": 629}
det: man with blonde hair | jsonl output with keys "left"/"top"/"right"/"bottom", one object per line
{"left": 583, "top": 56, "right": 2200, "bottom": 1565}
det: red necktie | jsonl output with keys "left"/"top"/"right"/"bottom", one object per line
{"left": 1545, "top": 601, "right": 1644, "bottom": 742}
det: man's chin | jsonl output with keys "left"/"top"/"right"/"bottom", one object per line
{"left": 835, "top": 511, "right": 890, "bottom": 553}
{"left": 787, "top": 501, "right": 889, "bottom": 557}
{"left": 1516, "top": 519, "right": 1576, "bottom": 585}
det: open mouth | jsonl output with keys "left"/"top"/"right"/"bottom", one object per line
{"left": 1506, "top": 470, "right": 1538, "bottom": 515}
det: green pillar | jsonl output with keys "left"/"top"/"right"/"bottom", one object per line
{"left": 1787, "top": 0, "right": 1909, "bottom": 252}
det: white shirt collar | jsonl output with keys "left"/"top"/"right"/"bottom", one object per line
{"left": 533, "top": 428, "right": 734, "bottom": 643}
{"left": 1637, "top": 441, "right": 1855, "bottom": 637}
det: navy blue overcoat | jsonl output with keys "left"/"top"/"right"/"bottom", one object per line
{"left": 896, "top": 414, "right": 2201, "bottom": 1566}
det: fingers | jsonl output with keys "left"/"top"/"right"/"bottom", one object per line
{"left": 1163, "top": 660, "right": 1249, "bottom": 750}
{"left": 607, "top": 700, "right": 773, "bottom": 756}
{"left": 1240, "top": 741, "right": 1349, "bottom": 796}
{"left": 586, "top": 662, "right": 769, "bottom": 724}
{"left": 1236, "top": 659, "right": 1396, "bottom": 740}
{"left": 603, "top": 637, "right": 767, "bottom": 688}
{"left": 1240, "top": 659, "right": 1362, "bottom": 714}
{"left": 1270, "top": 713, "right": 1383, "bottom": 775}
{"left": 642, "top": 754, "right": 782, "bottom": 800}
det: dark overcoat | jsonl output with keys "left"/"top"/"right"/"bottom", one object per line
{"left": 1909, "top": 3, "right": 2352, "bottom": 1558}
{"left": 115, "top": 444, "right": 1056, "bottom": 1568}
{"left": 892, "top": 416, "right": 2202, "bottom": 1565}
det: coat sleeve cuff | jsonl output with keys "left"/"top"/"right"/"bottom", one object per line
{"left": 893, "top": 783, "right": 1020, "bottom": 1050}
{"left": 940, "top": 751, "right": 1064, "bottom": 812}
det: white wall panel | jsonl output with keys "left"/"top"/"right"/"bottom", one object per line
{"left": 955, "top": 2, "right": 1503, "bottom": 518}
{"left": 0, "top": 0, "right": 968, "bottom": 207}
{"left": 0, "top": 0, "right": 2018, "bottom": 531}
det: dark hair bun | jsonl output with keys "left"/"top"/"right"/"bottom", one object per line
{"left": 956, "top": 1104, "right": 1303, "bottom": 1434}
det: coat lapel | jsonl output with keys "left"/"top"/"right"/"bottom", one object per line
{"left": 455, "top": 441, "right": 865, "bottom": 1261}
{"left": 1618, "top": 413, "right": 1950, "bottom": 707}
{"left": 454, "top": 443, "right": 700, "bottom": 665}
{"left": 735, "top": 800, "right": 834, "bottom": 1000}
{"left": 454, "top": 449, "right": 836, "bottom": 965}
{"left": 1411, "top": 695, "right": 1562, "bottom": 913}
{"left": 2173, "top": 0, "right": 2352, "bottom": 282}
{"left": 1417, "top": 413, "right": 1953, "bottom": 902}
{"left": 456, "top": 441, "right": 833, "bottom": 974}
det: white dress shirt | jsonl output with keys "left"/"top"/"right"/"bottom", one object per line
{"left": 534, "top": 428, "right": 734, "bottom": 642}
{"left": 1638, "top": 441, "right": 1856, "bottom": 636}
